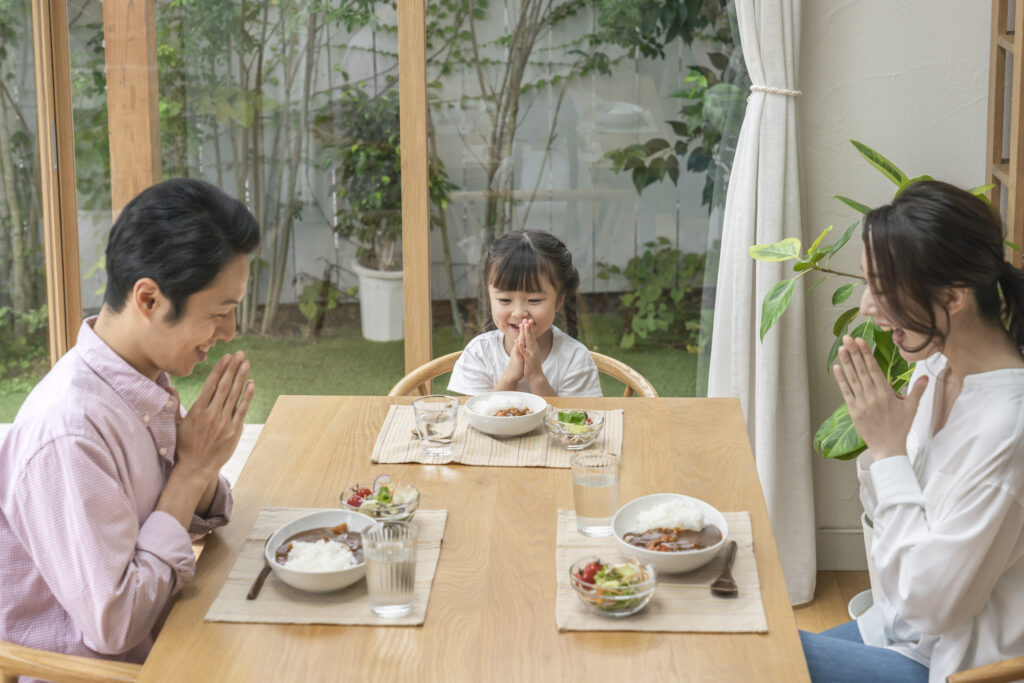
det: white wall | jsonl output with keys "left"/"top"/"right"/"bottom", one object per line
{"left": 799, "top": 1, "right": 991, "bottom": 568}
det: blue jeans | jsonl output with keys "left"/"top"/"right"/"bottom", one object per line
{"left": 800, "top": 620, "right": 929, "bottom": 683}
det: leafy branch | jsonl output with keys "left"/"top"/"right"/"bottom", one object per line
{"left": 750, "top": 140, "right": 992, "bottom": 460}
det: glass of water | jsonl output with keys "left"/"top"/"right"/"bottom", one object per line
{"left": 570, "top": 451, "right": 620, "bottom": 537}
{"left": 411, "top": 395, "right": 459, "bottom": 460}
{"left": 364, "top": 521, "right": 419, "bottom": 618}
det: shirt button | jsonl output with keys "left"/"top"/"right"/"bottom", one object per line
{"left": 159, "top": 447, "right": 168, "bottom": 456}
{"left": 142, "top": 414, "right": 150, "bottom": 423}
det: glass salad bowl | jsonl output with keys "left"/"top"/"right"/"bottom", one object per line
{"left": 545, "top": 408, "right": 605, "bottom": 450}
{"left": 340, "top": 475, "right": 419, "bottom": 522}
{"left": 568, "top": 555, "right": 656, "bottom": 617}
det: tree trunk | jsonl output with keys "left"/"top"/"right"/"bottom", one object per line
{"left": 260, "top": 5, "right": 314, "bottom": 334}
{"left": 0, "top": 90, "right": 28, "bottom": 336}
{"left": 427, "top": 113, "right": 463, "bottom": 336}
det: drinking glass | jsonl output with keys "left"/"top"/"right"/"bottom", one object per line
{"left": 570, "top": 451, "right": 620, "bottom": 537}
{"left": 412, "top": 395, "right": 459, "bottom": 459}
{"left": 364, "top": 521, "right": 419, "bottom": 618}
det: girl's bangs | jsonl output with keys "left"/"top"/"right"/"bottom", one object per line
{"left": 488, "top": 246, "right": 549, "bottom": 292}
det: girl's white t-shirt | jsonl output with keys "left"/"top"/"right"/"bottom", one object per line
{"left": 447, "top": 326, "right": 602, "bottom": 397}
{"left": 856, "top": 352, "right": 1024, "bottom": 682}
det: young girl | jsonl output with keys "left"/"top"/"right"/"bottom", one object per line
{"left": 448, "top": 230, "right": 602, "bottom": 397}
{"left": 800, "top": 181, "right": 1024, "bottom": 682}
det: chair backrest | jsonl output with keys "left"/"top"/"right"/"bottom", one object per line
{"left": 590, "top": 351, "right": 658, "bottom": 397}
{"left": 0, "top": 640, "right": 140, "bottom": 683}
{"left": 387, "top": 350, "right": 658, "bottom": 397}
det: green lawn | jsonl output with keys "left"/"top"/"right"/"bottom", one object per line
{"left": 0, "top": 314, "right": 699, "bottom": 423}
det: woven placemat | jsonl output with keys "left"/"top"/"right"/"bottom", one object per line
{"left": 206, "top": 506, "right": 446, "bottom": 626}
{"left": 555, "top": 510, "right": 767, "bottom": 632}
{"left": 371, "top": 404, "right": 623, "bottom": 467}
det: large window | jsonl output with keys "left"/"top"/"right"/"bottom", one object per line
{"left": 0, "top": 1, "right": 50, "bottom": 420}
{"left": 423, "top": 0, "right": 747, "bottom": 396}
{"left": 3, "top": 0, "right": 747, "bottom": 422}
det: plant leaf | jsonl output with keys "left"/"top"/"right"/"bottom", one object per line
{"left": 749, "top": 238, "right": 802, "bottom": 262}
{"left": 834, "top": 195, "right": 872, "bottom": 215}
{"left": 832, "top": 283, "right": 854, "bottom": 305}
{"left": 760, "top": 279, "right": 797, "bottom": 341}
{"left": 815, "top": 404, "right": 866, "bottom": 460}
{"left": 851, "top": 139, "right": 908, "bottom": 186}
{"left": 805, "top": 276, "right": 828, "bottom": 297}
{"left": 895, "top": 174, "right": 933, "bottom": 198}
{"left": 826, "top": 221, "right": 861, "bottom": 261}
{"left": 809, "top": 225, "right": 833, "bottom": 253}
{"left": 832, "top": 307, "right": 860, "bottom": 337}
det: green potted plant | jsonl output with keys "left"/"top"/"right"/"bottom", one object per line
{"left": 317, "top": 79, "right": 456, "bottom": 342}
{"left": 317, "top": 81, "right": 405, "bottom": 341}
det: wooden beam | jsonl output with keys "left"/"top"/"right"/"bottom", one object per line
{"left": 397, "top": 0, "right": 433, "bottom": 376}
{"left": 103, "top": 0, "right": 161, "bottom": 216}
{"left": 1008, "top": 0, "right": 1024, "bottom": 266}
{"left": 31, "top": 0, "right": 82, "bottom": 362}
{"left": 987, "top": 0, "right": 1008, "bottom": 223}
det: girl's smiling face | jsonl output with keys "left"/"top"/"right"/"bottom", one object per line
{"left": 488, "top": 274, "right": 563, "bottom": 349}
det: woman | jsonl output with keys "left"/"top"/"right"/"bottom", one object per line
{"left": 800, "top": 180, "right": 1024, "bottom": 682}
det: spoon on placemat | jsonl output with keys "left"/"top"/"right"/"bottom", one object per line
{"left": 710, "top": 540, "right": 738, "bottom": 597}
{"left": 247, "top": 539, "right": 273, "bottom": 600}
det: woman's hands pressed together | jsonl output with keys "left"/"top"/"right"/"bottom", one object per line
{"left": 834, "top": 335, "right": 928, "bottom": 461}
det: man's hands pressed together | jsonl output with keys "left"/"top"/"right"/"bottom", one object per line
{"left": 158, "top": 351, "right": 255, "bottom": 527}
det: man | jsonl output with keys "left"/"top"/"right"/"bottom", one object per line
{"left": 0, "top": 178, "right": 259, "bottom": 665}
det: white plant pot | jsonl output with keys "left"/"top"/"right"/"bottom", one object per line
{"left": 352, "top": 262, "right": 404, "bottom": 342}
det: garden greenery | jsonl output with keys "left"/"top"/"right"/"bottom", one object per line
{"left": 598, "top": 237, "right": 708, "bottom": 352}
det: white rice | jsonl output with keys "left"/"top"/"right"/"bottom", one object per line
{"left": 282, "top": 539, "right": 358, "bottom": 572}
{"left": 632, "top": 499, "right": 708, "bottom": 533}
{"left": 470, "top": 394, "right": 532, "bottom": 417}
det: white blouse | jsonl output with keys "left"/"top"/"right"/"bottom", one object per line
{"left": 447, "top": 326, "right": 602, "bottom": 397}
{"left": 857, "top": 352, "right": 1024, "bottom": 682}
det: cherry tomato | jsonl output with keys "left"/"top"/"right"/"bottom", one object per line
{"left": 576, "top": 561, "right": 602, "bottom": 584}
{"left": 346, "top": 495, "right": 364, "bottom": 507}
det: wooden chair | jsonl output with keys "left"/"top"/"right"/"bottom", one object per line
{"left": 0, "top": 641, "right": 140, "bottom": 683}
{"left": 387, "top": 350, "right": 658, "bottom": 397}
{"left": 947, "top": 656, "right": 1024, "bottom": 683}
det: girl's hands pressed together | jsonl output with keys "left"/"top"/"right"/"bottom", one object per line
{"left": 496, "top": 324, "right": 526, "bottom": 390}
{"left": 834, "top": 335, "right": 928, "bottom": 461}
{"left": 518, "top": 318, "right": 556, "bottom": 395}
{"left": 519, "top": 319, "right": 544, "bottom": 380}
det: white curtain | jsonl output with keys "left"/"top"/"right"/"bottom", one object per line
{"left": 707, "top": 0, "right": 815, "bottom": 604}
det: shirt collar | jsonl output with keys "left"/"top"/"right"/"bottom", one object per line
{"left": 76, "top": 316, "right": 179, "bottom": 420}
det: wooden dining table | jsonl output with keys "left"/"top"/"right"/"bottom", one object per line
{"left": 138, "top": 395, "right": 810, "bottom": 681}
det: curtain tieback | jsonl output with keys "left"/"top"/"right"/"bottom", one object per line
{"left": 749, "top": 84, "right": 802, "bottom": 97}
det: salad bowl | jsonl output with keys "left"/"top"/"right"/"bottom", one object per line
{"left": 568, "top": 555, "right": 656, "bottom": 617}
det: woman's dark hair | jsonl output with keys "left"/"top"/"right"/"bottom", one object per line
{"left": 104, "top": 178, "right": 260, "bottom": 321}
{"left": 482, "top": 230, "right": 582, "bottom": 337}
{"left": 863, "top": 179, "right": 1024, "bottom": 351}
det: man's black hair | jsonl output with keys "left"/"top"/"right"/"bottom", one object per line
{"left": 104, "top": 178, "right": 260, "bottom": 321}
